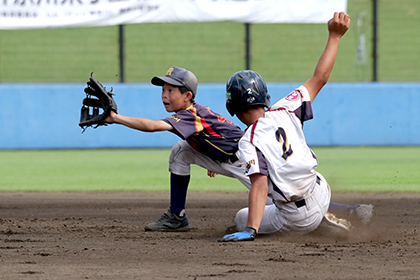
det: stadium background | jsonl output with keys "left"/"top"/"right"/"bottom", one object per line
{"left": 0, "top": 0, "right": 418, "bottom": 83}
{"left": 0, "top": 0, "right": 419, "bottom": 149}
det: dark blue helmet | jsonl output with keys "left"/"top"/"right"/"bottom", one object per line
{"left": 225, "top": 70, "right": 270, "bottom": 116}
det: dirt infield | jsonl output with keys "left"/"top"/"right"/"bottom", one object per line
{"left": 0, "top": 192, "right": 419, "bottom": 280}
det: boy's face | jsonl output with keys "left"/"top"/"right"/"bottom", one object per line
{"left": 161, "top": 83, "right": 192, "bottom": 112}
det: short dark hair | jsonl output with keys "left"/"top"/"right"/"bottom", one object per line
{"left": 179, "top": 86, "right": 195, "bottom": 103}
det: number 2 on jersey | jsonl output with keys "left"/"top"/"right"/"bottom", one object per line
{"left": 275, "top": 127, "right": 293, "bottom": 160}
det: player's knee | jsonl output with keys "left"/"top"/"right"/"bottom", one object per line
{"left": 169, "top": 141, "right": 189, "bottom": 163}
{"left": 169, "top": 141, "right": 193, "bottom": 175}
{"left": 234, "top": 207, "right": 249, "bottom": 231}
{"left": 169, "top": 141, "right": 182, "bottom": 161}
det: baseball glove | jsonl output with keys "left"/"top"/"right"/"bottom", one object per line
{"left": 79, "top": 74, "right": 118, "bottom": 132}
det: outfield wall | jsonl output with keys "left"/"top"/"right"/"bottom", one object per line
{"left": 0, "top": 83, "right": 419, "bottom": 149}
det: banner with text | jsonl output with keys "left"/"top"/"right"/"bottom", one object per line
{"left": 0, "top": 0, "right": 347, "bottom": 30}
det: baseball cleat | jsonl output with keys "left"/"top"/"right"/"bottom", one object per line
{"left": 323, "top": 211, "right": 352, "bottom": 231}
{"left": 350, "top": 204, "right": 374, "bottom": 225}
{"left": 144, "top": 207, "right": 190, "bottom": 232}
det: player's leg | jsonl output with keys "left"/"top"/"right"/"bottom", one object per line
{"left": 234, "top": 204, "right": 285, "bottom": 234}
{"left": 168, "top": 141, "right": 229, "bottom": 213}
{"left": 328, "top": 202, "right": 374, "bottom": 226}
{"left": 220, "top": 158, "right": 251, "bottom": 190}
{"left": 326, "top": 170, "right": 374, "bottom": 225}
{"left": 145, "top": 141, "right": 237, "bottom": 231}
{"left": 146, "top": 141, "right": 274, "bottom": 232}
{"left": 235, "top": 173, "right": 331, "bottom": 235}
{"left": 234, "top": 202, "right": 327, "bottom": 235}
{"left": 316, "top": 172, "right": 353, "bottom": 234}
{"left": 145, "top": 141, "right": 194, "bottom": 231}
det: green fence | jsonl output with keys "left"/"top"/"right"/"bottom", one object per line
{"left": 0, "top": 0, "right": 418, "bottom": 83}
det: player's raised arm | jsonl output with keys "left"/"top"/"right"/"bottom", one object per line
{"left": 303, "top": 12, "right": 350, "bottom": 103}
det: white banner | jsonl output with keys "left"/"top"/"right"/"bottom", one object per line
{"left": 0, "top": 0, "right": 347, "bottom": 30}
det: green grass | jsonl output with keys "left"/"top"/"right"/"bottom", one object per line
{"left": 0, "top": 147, "right": 419, "bottom": 193}
{"left": 0, "top": 149, "right": 243, "bottom": 192}
{"left": 314, "top": 147, "right": 420, "bottom": 193}
{"left": 0, "top": 0, "right": 419, "bottom": 83}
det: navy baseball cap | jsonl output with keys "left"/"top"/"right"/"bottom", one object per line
{"left": 151, "top": 66, "right": 198, "bottom": 98}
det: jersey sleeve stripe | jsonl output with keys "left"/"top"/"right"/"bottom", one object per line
{"left": 256, "top": 148, "right": 268, "bottom": 176}
{"left": 250, "top": 120, "right": 258, "bottom": 144}
{"left": 267, "top": 107, "right": 293, "bottom": 114}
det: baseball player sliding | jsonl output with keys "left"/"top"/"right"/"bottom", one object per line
{"left": 80, "top": 13, "right": 372, "bottom": 234}
{"left": 219, "top": 12, "right": 354, "bottom": 242}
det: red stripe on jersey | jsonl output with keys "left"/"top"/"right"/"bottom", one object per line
{"left": 201, "top": 118, "right": 221, "bottom": 137}
{"left": 250, "top": 120, "right": 258, "bottom": 144}
{"left": 267, "top": 107, "right": 294, "bottom": 114}
{"left": 189, "top": 107, "right": 221, "bottom": 138}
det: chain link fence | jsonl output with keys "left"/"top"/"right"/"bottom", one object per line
{"left": 0, "top": 0, "right": 418, "bottom": 83}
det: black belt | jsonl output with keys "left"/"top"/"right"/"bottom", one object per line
{"left": 294, "top": 176, "right": 321, "bottom": 208}
{"left": 229, "top": 154, "right": 239, "bottom": 163}
{"left": 295, "top": 199, "right": 306, "bottom": 208}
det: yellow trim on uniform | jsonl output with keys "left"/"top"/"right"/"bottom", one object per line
{"left": 189, "top": 106, "right": 204, "bottom": 134}
{"left": 204, "top": 139, "right": 234, "bottom": 156}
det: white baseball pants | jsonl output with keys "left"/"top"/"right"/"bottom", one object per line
{"left": 235, "top": 172, "right": 331, "bottom": 235}
{"left": 168, "top": 141, "right": 252, "bottom": 190}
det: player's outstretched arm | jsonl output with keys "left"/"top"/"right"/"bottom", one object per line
{"left": 106, "top": 110, "right": 172, "bottom": 132}
{"left": 303, "top": 12, "right": 350, "bottom": 103}
{"left": 246, "top": 173, "right": 269, "bottom": 231}
{"left": 218, "top": 173, "right": 268, "bottom": 242}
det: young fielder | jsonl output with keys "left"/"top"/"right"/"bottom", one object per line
{"left": 105, "top": 66, "right": 250, "bottom": 231}
{"left": 219, "top": 12, "right": 356, "bottom": 242}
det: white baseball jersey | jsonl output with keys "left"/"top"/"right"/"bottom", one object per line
{"left": 239, "top": 85, "right": 319, "bottom": 203}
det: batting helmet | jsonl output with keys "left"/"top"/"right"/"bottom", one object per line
{"left": 225, "top": 70, "right": 270, "bottom": 116}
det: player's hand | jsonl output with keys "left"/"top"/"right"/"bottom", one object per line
{"left": 105, "top": 110, "right": 118, "bottom": 124}
{"left": 207, "top": 170, "right": 218, "bottom": 177}
{"left": 218, "top": 227, "right": 257, "bottom": 242}
{"left": 328, "top": 12, "right": 350, "bottom": 37}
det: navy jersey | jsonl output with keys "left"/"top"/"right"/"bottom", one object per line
{"left": 164, "top": 103, "right": 244, "bottom": 162}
